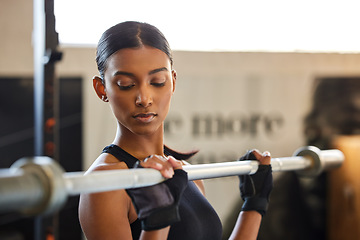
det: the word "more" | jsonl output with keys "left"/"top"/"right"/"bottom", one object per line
{"left": 165, "top": 112, "right": 284, "bottom": 138}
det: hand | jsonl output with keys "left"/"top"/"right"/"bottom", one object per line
{"left": 126, "top": 155, "right": 188, "bottom": 231}
{"left": 140, "top": 155, "right": 184, "bottom": 178}
{"left": 238, "top": 149, "right": 273, "bottom": 216}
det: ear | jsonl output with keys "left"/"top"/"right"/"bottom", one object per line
{"left": 93, "top": 76, "right": 108, "bottom": 102}
{"left": 171, "top": 70, "right": 177, "bottom": 94}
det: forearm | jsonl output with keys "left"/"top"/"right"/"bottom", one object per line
{"left": 140, "top": 226, "right": 170, "bottom": 240}
{"left": 228, "top": 211, "right": 262, "bottom": 240}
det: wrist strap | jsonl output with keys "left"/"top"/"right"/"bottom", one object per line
{"left": 141, "top": 205, "right": 180, "bottom": 231}
{"left": 241, "top": 197, "right": 268, "bottom": 217}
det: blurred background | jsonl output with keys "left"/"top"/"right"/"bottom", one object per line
{"left": 1, "top": 0, "right": 360, "bottom": 239}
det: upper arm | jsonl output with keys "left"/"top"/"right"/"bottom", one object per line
{"left": 79, "top": 158, "right": 135, "bottom": 240}
{"left": 193, "top": 179, "right": 206, "bottom": 196}
{"left": 79, "top": 188, "right": 134, "bottom": 240}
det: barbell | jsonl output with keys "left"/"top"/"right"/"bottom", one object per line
{"left": 0, "top": 146, "right": 344, "bottom": 216}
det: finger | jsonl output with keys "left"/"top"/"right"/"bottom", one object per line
{"left": 142, "top": 155, "right": 174, "bottom": 178}
{"left": 167, "top": 156, "right": 183, "bottom": 170}
{"left": 141, "top": 156, "right": 163, "bottom": 170}
{"left": 250, "top": 149, "right": 262, "bottom": 160}
{"left": 260, "top": 151, "right": 271, "bottom": 165}
{"left": 250, "top": 149, "right": 271, "bottom": 165}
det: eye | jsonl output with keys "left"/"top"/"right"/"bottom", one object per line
{"left": 151, "top": 77, "right": 167, "bottom": 87}
{"left": 116, "top": 78, "right": 135, "bottom": 90}
{"left": 118, "top": 84, "right": 135, "bottom": 90}
{"left": 151, "top": 82, "right": 166, "bottom": 87}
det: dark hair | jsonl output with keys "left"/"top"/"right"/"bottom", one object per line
{"left": 96, "top": 21, "right": 173, "bottom": 79}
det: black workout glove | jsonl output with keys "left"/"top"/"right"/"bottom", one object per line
{"left": 126, "top": 162, "right": 188, "bottom": 231}
{"left": 238, "top": 151, "right": 273, "bottom": 216}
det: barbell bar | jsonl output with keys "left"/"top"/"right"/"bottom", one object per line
{"left": 0, "top": 146, "right": 344, "bottom": 216}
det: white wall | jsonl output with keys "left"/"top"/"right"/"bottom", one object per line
{"left": 0, "top": 0, "right": 34, "bottom": 75}
{"left": 2, "top": 0, "right": 360, "bottom": 226}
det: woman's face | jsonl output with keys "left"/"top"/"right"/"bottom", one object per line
{"left": 100, "top": 46, "right": 176, "bottom": 136}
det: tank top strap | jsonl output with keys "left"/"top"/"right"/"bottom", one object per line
{"left": 102, "top": 144, "right": 175, "bottom": 169}
{"left": 102, "top": 144, "right": 139, "bottom": 168}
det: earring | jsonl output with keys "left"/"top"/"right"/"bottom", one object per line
{"left": 102, "top": 95, "right": 109, "bottom": 102}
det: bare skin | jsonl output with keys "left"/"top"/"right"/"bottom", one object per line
{"left": 79, "top": 45, "right": 271, "bottom": 240}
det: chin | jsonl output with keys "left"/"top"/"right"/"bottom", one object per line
{"left": 130, "top": 125, "right": 163, "bottom": 136}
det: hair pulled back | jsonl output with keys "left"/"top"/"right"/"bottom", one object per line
{"left": 96, "top": 21, "right": 173, "bottom": 79}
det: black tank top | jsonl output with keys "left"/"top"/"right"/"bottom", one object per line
{"left": 102, "top": 144, "right": 223, "bottom": 240}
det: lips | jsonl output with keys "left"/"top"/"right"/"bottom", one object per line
{"left": 133, "top": 113, "right": 157, "bottom": 123}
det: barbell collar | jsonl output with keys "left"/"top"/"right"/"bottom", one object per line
{"left": 8, "top": 157, "right": 67, "bottom": 215}
{"left": 294, "top": 146, "right": 344, "bottom": 177}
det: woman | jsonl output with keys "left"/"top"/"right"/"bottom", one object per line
{"left": 79, "top": 21, "right": 272, "bottom": 240}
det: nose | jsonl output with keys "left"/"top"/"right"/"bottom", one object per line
{"left": 135, "top": 85, "right": 153, "bottom": 108}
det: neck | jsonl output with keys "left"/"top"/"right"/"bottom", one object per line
{"left": 112, "top": 123, "right": 165, "bottom": 160}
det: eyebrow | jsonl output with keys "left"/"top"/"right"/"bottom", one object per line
{"left": 148, "top": 67, "right": 169, "bottom": 75}
{"left": 113, "top": 71, "right": 135, "bottom": 77}
{"left": 113, "top": 67, "right": 169, "bottom": 77}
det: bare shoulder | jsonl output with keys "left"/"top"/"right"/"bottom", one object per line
{"left": 79, "top": 153, "right": 135, "bottom": 240}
